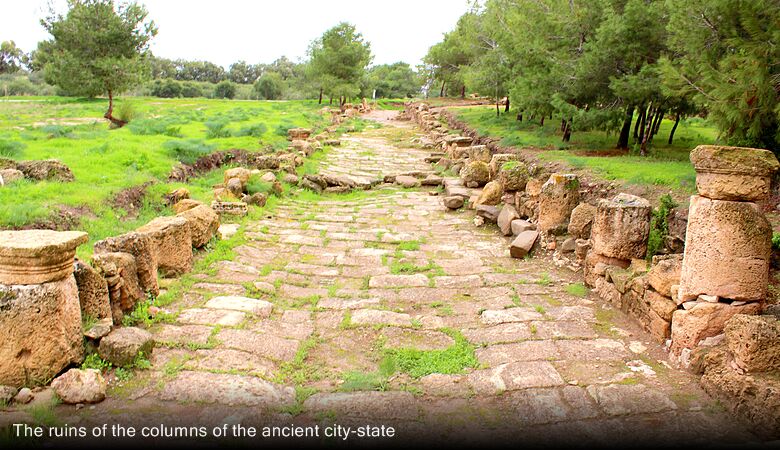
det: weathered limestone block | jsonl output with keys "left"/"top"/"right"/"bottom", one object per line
{"left": 725, "top": 314, "right": 780, "bottom": 373}
{"left": 226, "top": 177, "right": 244, "bottom": 197}
{"left": 0, "top": 168, "right": 24, "bottom": 185}
{"left": 644, "top": 289, "right": 676, "bottom": 322}
{"left": 0, "top": 230, "right": 88, "bottom": 285}
{"left": 567, "top": 203, "right": 596, "bottom": 239}
{"left": 690, "top": 145, "right": 780, "bottom": 202}
{"left": 287, "top": 128, "right": 312, "bottom": 141}
{"left": 92, "top": 252, "right": 144, "bottom": 323}
{"left": 73, "top": 260, "right": 111, "bottom": 321}
{"left": 51, "top": 369, "right": 106, "bottom": 404}
{"left": 647, "top": 254, "right": 683, "bottom": 299}
{"left": 460, "top": 161, "right": 490, "bottom": 187}
{"left": 93, "top": 232, "right": 159, "bottom": 296}
{"left": 164, "top": 188, "right": 190, "bottom": 206}
{"left": 223, "top": 167, "right": 251, "bottom": 187}
{"left": 177, "top": 205, "right": 219, "bottom": 248}
{"left": 537, "top": 174, "right": 580, "bottom": 234}
{"left": 98, "top": 327, "right": 154, "bottom": 367}
{"left": 583, "top": 251, "right": 630, "bottom": 287}
{"left": 678, "top": 196, "right": 771, "bottom": 302}
{"left": 488, "top": 153, "right": 516, "bottom": 179}
{"left": 442, "top": 196, "right": 464, "bottom": 210}
{"left": 474, "top": 180, "right": 503, "bottom": 207}
{"left": 509, "top": 231, "right": 539, "bottom": 258}
{"left": 291, "top": 139, "right": 315, "bottom": 157}
{"left": 467, "top": 145, "right": 492, "bottom": 163}
{"left": 211, "top": 201, "right": 248, "bottom": 217}
{"left": 670, "top": 301, "right": 763, "bottom": 356}
{"left": 498, "top": 161, "right": 529, "bottom": 192}
{"left": 137, "top": 216, "right": 192, "bottom": 277}
{"left": 0, "top": 276, "right": 83, "bottom": 387}
{"left": 497, "top": 205, "right": 520, "bottom": 236}
{"left": 591, "top": 193, "right": 651, "bottom": 260}
{"left": 476, "top": 205, "right": 500, "bottom": 223}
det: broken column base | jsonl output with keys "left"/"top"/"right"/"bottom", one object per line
{"left": 0, "top": 276, "right": 84, "bottom": 387}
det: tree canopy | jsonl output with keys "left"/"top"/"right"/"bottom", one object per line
{"left": 37, "top": 0, "right": 157, "bottom": 126}
{"left": 307, "top": 22, "right": 373, "bottom": 105}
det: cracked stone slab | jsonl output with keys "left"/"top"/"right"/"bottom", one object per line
{"left": 462, "top": 323, "right": 533, "bottom": 345}
{"left": 204, "top": 296, "right": 273, "bottom": 317}
{"left": 476, "top": 340, "right": 559, "bottom": 366}
{"left": 159, "top": 371, "right": 294, "bottom": 407}
{"left": 303, "top": 392, "right": 419, "bottom": 420}
{"left": 350, "top": 309, "right": 412, "bottom": 327}
{"left": 480, "top": 308, "right": 544, "bottom": 325}
{"left": 177, "top": 308, "right": 246, "bottom": 327}
{"left": 185, "top": 349, "right": 277, "bottom": 377}
{"left": 368, "top": 274, "right": 429, "bottom": 288}
{"left": 318, "top": 297, "right": 381, "bottom": 310}
{"left": 216, "top": 328, "right": 299, "bottom": 362}
{"left": 586, "top": 383, "right": 677, "bottom": 416}
{"left": 555, "top": 339, "right": 630, "bottom": 361}
{"left": 469, "top": 361, "right": 565, "bottom": 394}
{"left": 154, "top": 324, "right": 212, "bottom": 346}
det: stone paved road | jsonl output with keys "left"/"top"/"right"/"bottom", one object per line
{"left": 20, "top": 111, "right": 758, "bottom": 446}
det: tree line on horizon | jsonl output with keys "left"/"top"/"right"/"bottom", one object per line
{"left": 422, "top": 0, "right": 779, "bottom": 154}
{"left": 0, "top": 0, "right": 424, "bottom": 122}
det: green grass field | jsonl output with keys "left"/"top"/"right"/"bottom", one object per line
{"left": 451, "top": 105, "right": 720, "bottom": 189}
{"left": 0, "top": 97, "right": 330, "bottom": 256}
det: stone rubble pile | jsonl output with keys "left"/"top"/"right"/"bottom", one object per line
{"left": 0, "top": 158, "right": 75, "bottom": 187}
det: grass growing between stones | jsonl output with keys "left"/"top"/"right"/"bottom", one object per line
{"left": 565, "top": 283, "right": 589, "bottom": 298}
{"left": 380, "top": 329, "right": 478, "bottom": 378}
{"left": 0, "top": 97, "right": 330, "bottom": 256}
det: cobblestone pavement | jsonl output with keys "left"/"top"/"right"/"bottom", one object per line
{"left": 15, "top": 112, "right": 757, "bottom": 446}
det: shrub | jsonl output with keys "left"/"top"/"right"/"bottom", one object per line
{"left": 647, "top": 194, "right": 679, "bottom": 260}
{"left": 274, "top": 122, "right": 295, "bottom": 137}
{"left": 128, "top": 118, "right": 182, "bottom": 137}
{"left": 254, "top": 72, "right": 285, "bottom": 100}
{"left": 234, "top": 122, "right": 268, "bottom": 138}
{"left": 163, "top": 139, "right": 216, "bottom": 164}
{"left": 772, "top": 232, "right": 780, "bottom": 251}
{"left": 115, "top": 101, "right": 138, "bottom": 124}
{"left": 204, "top": 119, "right": 230, "bottom": 138}
{"left": 214, "top": 80, "right": 236, "bottom": 99}
{"left": 180, "top": 81, "right": 204, "bottom": 98}
{"left": 40, "top": 125, "right": 75, "bottom": 139}
{"left": 0, "top": 139, "right": 24, "bottom": 157}
{"left": 150, "top": 78, "right": 183, "bottom": 98}
{"left": 245, "top": 174, "right": 273, "bottom": 195}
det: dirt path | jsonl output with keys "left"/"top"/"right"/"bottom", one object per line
{"left": 7, "top": 111, "right": 757, "bottom": 446}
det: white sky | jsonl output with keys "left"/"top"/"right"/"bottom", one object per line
{"left": 1, "top": 0, "right": 470, "bottom": 68}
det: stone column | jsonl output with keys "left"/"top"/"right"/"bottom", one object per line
{"left": 537, "top": 173, "right": 581, "bottom": 234}
{"left": 0, "top": 230, "right": 88, "bottom": 387}
{"left": 671, "top": 145, "right": 779, "bottom": 363}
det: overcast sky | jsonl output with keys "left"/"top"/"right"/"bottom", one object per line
{"left": 1, "top": 0, "right": 471, "bottom": 67}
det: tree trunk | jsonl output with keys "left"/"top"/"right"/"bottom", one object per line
{"left": 640, "top": 105, "right": 655, "bottom": 156}
{"left": 637, "top": 103, "right": 650, "bottom": 143}
{"left": 104, "top": 90, "right": 127, "bottom": 128}
{"left": 318, "top": 87, "right": 323, "bottom": 104}
{"left": 496, "top": 99, "right": 500, "bottom": 117}
{"left": 440, "top": 81, "right": 445, "bottom": 97}
{"left": 652, "top": 109, "right": 665, "bottom": 136}
{"left": 668, "top": 115, "right": 680, "bottom": 145}
{"left": 561, "top": 119, "right": 567, "bottom": 133}
{"left": 461, "top": 85, "right": 466, "bottom": 99}
{"left": 616, "top": 105, "right": 633, "bottom": 150}
{"left": 633, "top": 104, "right": 645, "bottom": 140}
{"left": 540, "top": 116, "right": 545, "bottom": 126}
{"left": 505, "top": 97, "right": 510, "bottom": 112}
{"left": 517, "top": 112, "right": 523, "bottom": 122}
{"left": 562, "top": 119, "right": 572, "bottom": 142}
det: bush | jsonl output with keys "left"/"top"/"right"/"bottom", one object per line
{"left": 245, "top": 174, "right": 273, "bottom": 195}
{"left": 0, "top": 139, "right": 25, "bottom": 157}
{"left": 234, "top": 122, "right": 268, "bottom": 138}
{"left": 115, "top": 101, "right": 138, "bottom": 124}
{"left": 647, "top": 194, "right": 679, "bottom": 260}
{"left": 150, "top": 79, "right": 183, "bottom": 98}
{"left": 163, "top": 139, "right": 216, "bottom": 164}
{"left": 128, "top": 118, "right": 182, "bottom": 137}
{"left": 274, "top": 122, "right": 295, "bottom": 137}
{"left": 254, "top": 72, "right": 285, "bottom": 100}
{"left": 180, "top": 81, "right": 204, "bottom": 98}
{"left": 214, "top": 80, "right": 237, "bottom": 99}
{"left": 204, "top": 119, "right": 230, "bottom": 138}
{"left": 40, "top": 125, "right": 75, "bottom": 139}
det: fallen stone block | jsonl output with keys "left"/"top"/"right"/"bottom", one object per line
{"left": 137, "top": 216, "right": 192, "bottom": 277}
{"left": 591, "top": 193, "right": 651, "bottom": 260}
{"left": 177, "top": 204, "right": 219, "bottom": 248}
{"left": 51, "top": 368, "right": 106, "bottom": 404}
{"left": 98, "top": 327, "right": 154, "bottom": 367}
{"left": 510, "top": 231, "right": 539, "bottom": 258}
